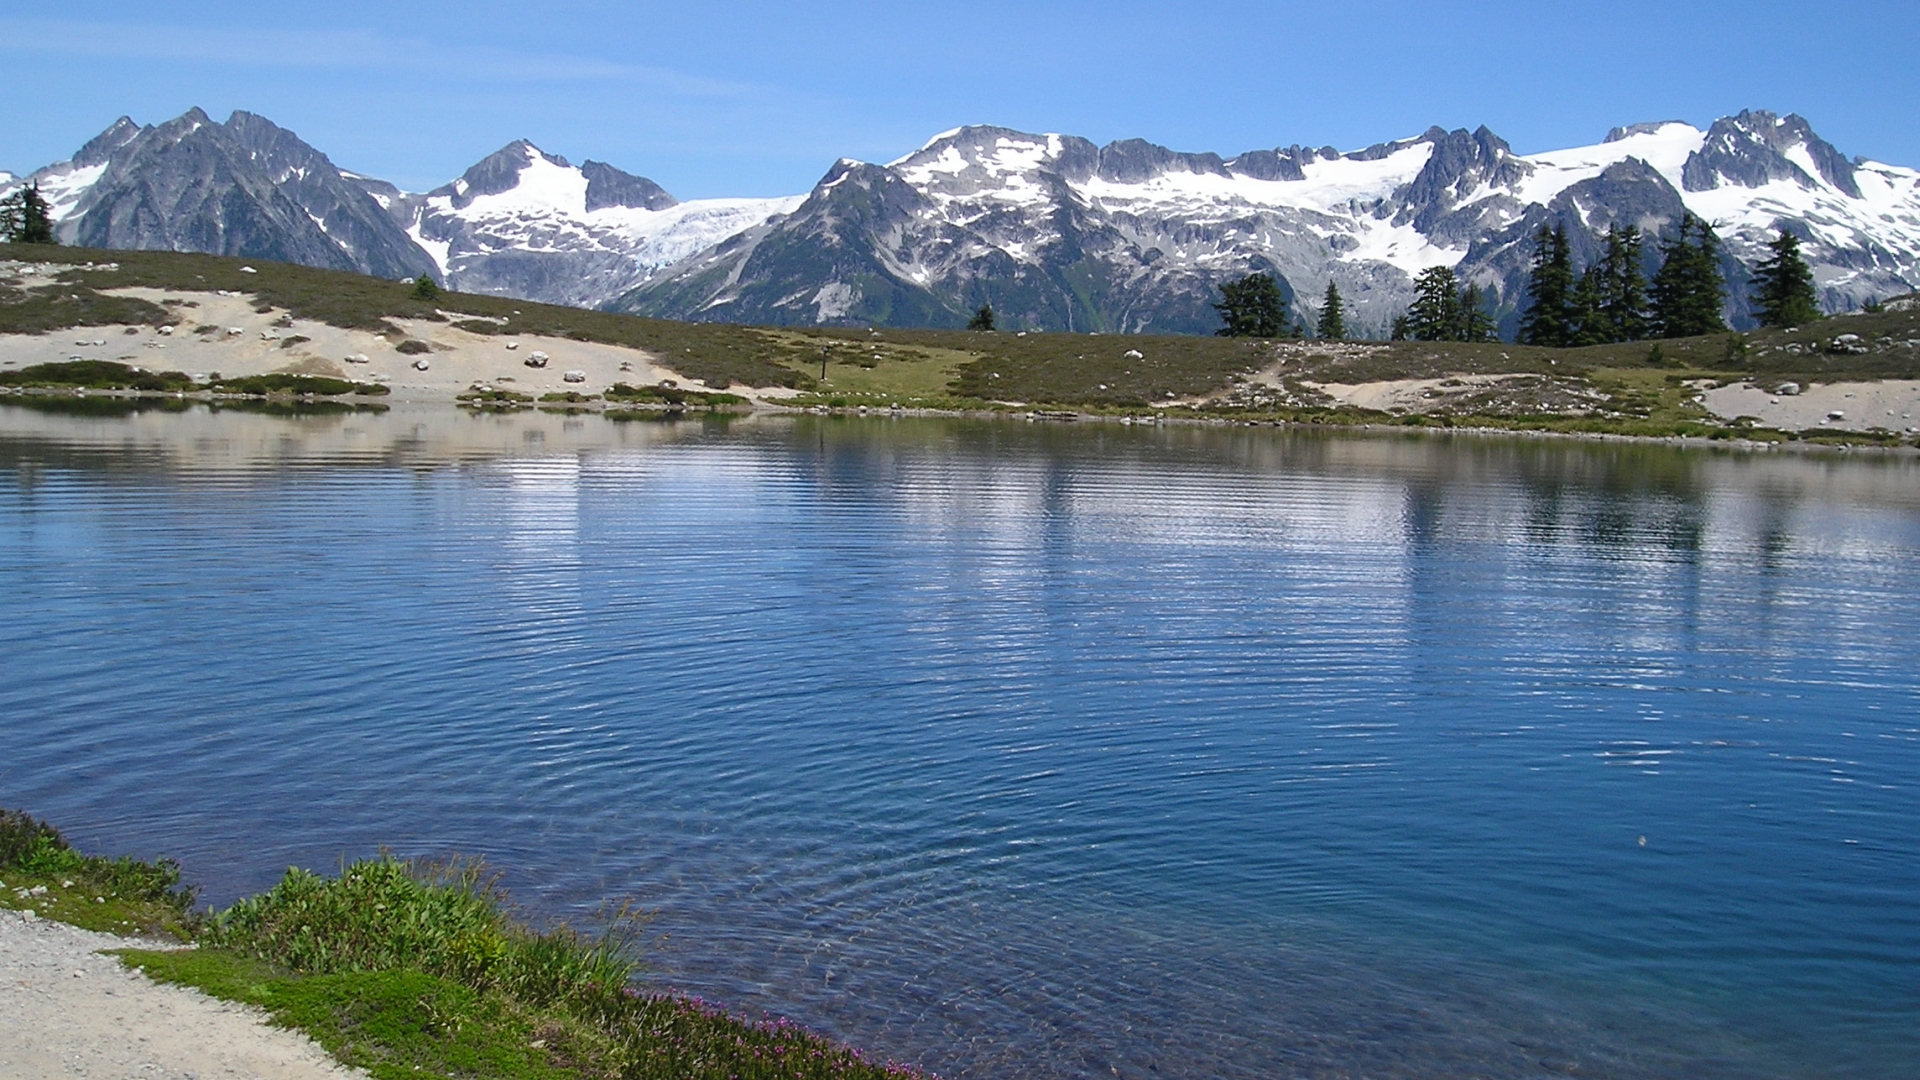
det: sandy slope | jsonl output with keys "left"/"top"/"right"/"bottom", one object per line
{"left": 0, "top": 284, "right": 726, "bottom": 403}
{"left": 0, "top": 909, "right": 362, "bottom": 1080}
{"left": 1698, "top": 379, "right": 1920, "bottom": 433}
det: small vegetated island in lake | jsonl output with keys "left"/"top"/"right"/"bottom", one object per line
{"left": 0, "top": 243, "right": 1917, "bottom": 447}
{"left": 0, "top": 808, "right": 928, "bottom": 1080}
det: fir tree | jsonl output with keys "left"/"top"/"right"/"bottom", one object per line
{"left": 1650, "top": 215, "right": 1728, "bottom": 338}
{"left": 1407, "top": 266, "right": 1464, "bottom": 341}
{"left": 1214, "top": 273, "right": 1291, "bottom": 338}
{"left": 1519, "top": 223, "right": 1576, "bottom": 347}
{"left": 410, "top": 274, "right": 441, "bottom": 302}
{"left": 1597, "top": 225, "right": 1649, "bottom": 342}
{"left": 1459, "top": 283, "right": 1497, "bottom": 342}
{"left": 1389, "top": 313, "right": 1411, "bottom": 341}
{"left": 967, "top": 303, "right": 996, "bottom": 331}
{"left": 1317, "top": 280, "right": 1346, "bottom": 341}
{"left": 1570, "top": 266, "right": 1606, "bottom": 346}
{"left": 0, "top": 183, "right": 57, "bottom": 245}
{"left": 1750, "top": 228, "right": 1820, "bottom": 328}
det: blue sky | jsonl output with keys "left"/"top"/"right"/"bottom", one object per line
{"left": 3, "top": 1, "right": 1916, "bottom": 198}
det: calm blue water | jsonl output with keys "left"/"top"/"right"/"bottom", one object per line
{"left": 2, "top": 402, "right": 1916, "bottom": 1079}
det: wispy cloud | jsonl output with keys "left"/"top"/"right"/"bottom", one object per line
{"left": 0, "top": 18, "right": 756, "bottom": 99}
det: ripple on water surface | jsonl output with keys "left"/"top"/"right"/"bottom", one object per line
{"left": 2, "top": 405, "right": 1917, "bottom": 1079}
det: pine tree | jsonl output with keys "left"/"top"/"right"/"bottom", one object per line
{"left": 1750, "top": 229, "right": 1820, "bottom": 328}
{"left": 1389, "top": 314, "right": 1411, "bottom": 341}
{"left": 1597, "top": 225, "right": 1648, "bottom": 342}
{"left": 1650, "top": 215, "right": 1728, "bottom": 338}
{"left": 410, "top": 274, "right": 441, "bottom": 302}
{"left": 1317, "top": 280, "right": 1346, "bottom": 341}
{"left": 1459, "top": 283, "right": 1497, "bottom": 342}
{"left": 1519, "top": 223, "right": 1576, "bottom": 347}
{"left": 967, "top": 303, "right": 996, "bottom": 331}
{"left": 1214, "top": 273, "right": 1291, "bottom": 338}
{"left": 0, "top": 183, "right": 57, "bottom": 245}
{"left": 1407, "top": 267, "right": 1464, "bottom": 341}
{"left": 1570, "top": 266, "right": 1606, "bottom": 346}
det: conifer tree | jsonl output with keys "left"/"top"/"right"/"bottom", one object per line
{"left": 0, "top": 183, "right": 57, "bottom": 245}
{"left": 1459, "top": 283, "right": 1497, "bottom": 342}
{"left": 1519, "top": 223, "right": 1576, "bottom": 347}
{"left": 1597, "top": 225, "right": 1648, "bottom": 342}
{"left": 1650, "top": 215, "right": 1728, "bottom": 338}
{"left": 410, "top": 274, "right": 441, "bottom": 302}
{"left": 1214, "top": 273, "right": 1291, "bottom": 338}
{"left": 1750, "top": 229, "right": 1820, "bottom": 328}
{"left": 967, "top": 303, "right": 996, "bottom": 331}
{"left": 1570, "top": 266, "right": 1606, "bottom": 346}
{"left": 1318, "top": 280, "right": 1346, "bottom": 341}
{"left": 1407, "top": 267, "right": 1464, "bottom": 341}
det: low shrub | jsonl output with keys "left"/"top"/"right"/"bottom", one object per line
{"left": 0, "top": 360, "right": 194, "bottom": 392}
{"left": 0, "top": 808, "right": 197, "bottom": 936}
{"left": 603, "top": 382, "right": 745, "bottom": 407}
{"left": 211, "top": 373, "right": 388, "bottom": 396}
{"left": 395, "top": 339, "right": 431, "bottom": 355}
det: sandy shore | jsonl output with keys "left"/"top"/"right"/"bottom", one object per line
{"left": 0, "top": 909, "right": 361, "bottom": 1080}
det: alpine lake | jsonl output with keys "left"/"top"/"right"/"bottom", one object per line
{"left": 2, "top": 399, "right": 1915, "bottom": 1080}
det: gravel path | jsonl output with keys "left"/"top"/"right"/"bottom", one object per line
{"left": 0, "top": 909, "right": 363, "bottom": 1080}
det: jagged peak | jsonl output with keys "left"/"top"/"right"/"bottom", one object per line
{"left": 431, "top": 140, "right": 574, "bottom": 207}
{"left": 72, "top": 116, "right": 144, "bottom": 168}
{"left": 580, "top": 159, "right": 675, "bottom": 212}
{"left": 1683, "top": 108, "right": 1860, "bottom": 198}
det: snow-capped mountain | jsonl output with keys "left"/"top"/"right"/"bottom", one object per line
{"left": 1, "top": 110, "right": 793, "bottom": 308}
{"left": 7, "top": 107, "right": 1918, "bottom": 336}
{"left": 616, "top": 111, "right": 1920, "bottom": 335}
{"left": 7, "top": 110, "right": 437, "bottom": 280}
{"left": 374, "top": 141, "right": 801, "bottom": 309}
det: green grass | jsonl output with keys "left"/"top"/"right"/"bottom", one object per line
{"left": 2, "top": 809, "right": 929, "bottom": 1080}
{"left": 0, "top": 809, "right": 197, "bottom": 938}
{"left": 118, "top": 950, "right": 606, "bottom": 1080}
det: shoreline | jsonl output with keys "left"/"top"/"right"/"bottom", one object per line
{"left": 4, "top": 383, "right": 1914, "bottom": 461}
{"left": 0, "top": 812, "right": 930, "bottom": 1080}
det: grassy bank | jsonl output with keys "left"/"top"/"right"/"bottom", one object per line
{"left": 0, "top": 809, "right": 928, "bottom": 1080}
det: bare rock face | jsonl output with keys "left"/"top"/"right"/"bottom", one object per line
{"left": 37, "top": 110, "right": 436, "bottom": 282}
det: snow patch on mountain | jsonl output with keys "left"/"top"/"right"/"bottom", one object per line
{"left": 1512, "top": 122, "right": 1704, "bottom": 206}
{"left": 23, "top": 162, "right": 110, "bottom": 220}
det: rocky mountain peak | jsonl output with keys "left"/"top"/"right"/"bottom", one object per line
{"left": 72, "top": 117, "right": 142, "bottom": 168}
{"left": 1682, "top": 109, "right": 1861, "bottom": 197}
{"left": 580, "top": 160, "right": 676, "bottom": 212}
{"left": 434, "top": 140, "right": 566, "bottom": 208}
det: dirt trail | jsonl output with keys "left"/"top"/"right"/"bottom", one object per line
{"left": 0, "top": 909, "right": 362, "bottom": 1080}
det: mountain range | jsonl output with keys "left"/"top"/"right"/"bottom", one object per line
{"left": 7, "top": 108, "right": 1918, "bottom": 337}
